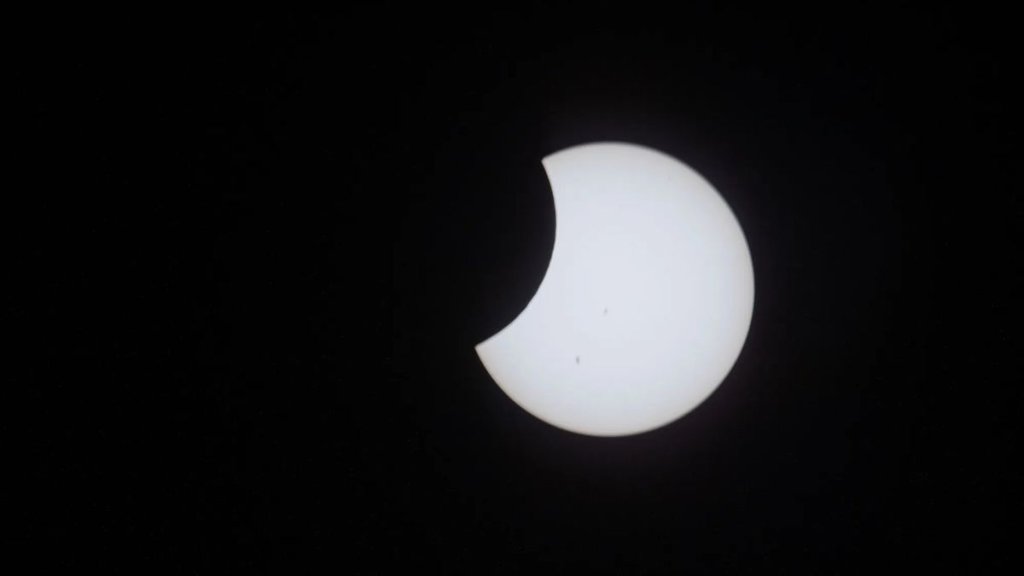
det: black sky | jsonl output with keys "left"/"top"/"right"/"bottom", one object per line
{"left": 15, "top": 4, "right": 1019, "bottom": 573}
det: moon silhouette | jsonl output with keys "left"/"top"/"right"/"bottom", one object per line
{"left": 475, "top": 142, "right": 754, "bottom": 437}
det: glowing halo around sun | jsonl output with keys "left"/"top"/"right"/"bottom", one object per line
{"left": 475, "top": 142, "right": 754, "bottom": 437}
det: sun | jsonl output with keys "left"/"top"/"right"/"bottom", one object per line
{"left": 475, "top": 142, "right": 754, "bottom": 437}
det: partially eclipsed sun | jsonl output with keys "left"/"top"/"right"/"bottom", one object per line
{"left": 475, "top": 142, "right": 754, "bottom": 437}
